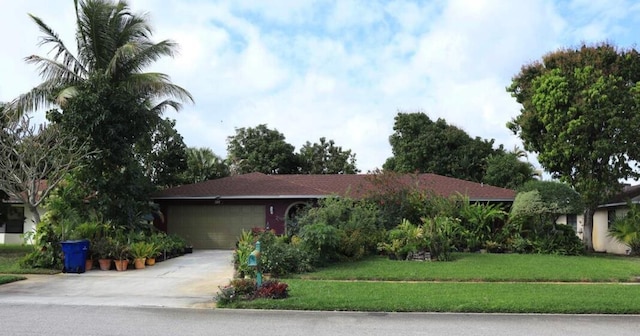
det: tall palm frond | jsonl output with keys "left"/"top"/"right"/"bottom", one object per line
{"left": 9, "top": 0, "right": 192, "bottom": 116}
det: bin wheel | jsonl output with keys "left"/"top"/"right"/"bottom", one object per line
{"left": 62, "top": 267, "right": 67, "bottom": 273}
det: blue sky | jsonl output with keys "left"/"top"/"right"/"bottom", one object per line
{"left": 2, "top": 0, "right": 640, "bottom": 173}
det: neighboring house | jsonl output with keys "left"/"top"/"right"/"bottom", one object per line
{"left": 556, "top": 185, "right": 640, "bottom": 255}
{"left": 0, "top": 199, "right": 43, "bottom": 245}
{"left": 152, "top": 172, "right": 516, "bottom": 249}
{"left": 0, "top": 181, "right": 47, "bottom": 244}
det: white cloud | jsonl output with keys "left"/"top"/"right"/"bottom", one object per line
{"left": 2, "top": 0, "right": 639, "bottom": 174}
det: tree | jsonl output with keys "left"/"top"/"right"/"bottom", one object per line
{"left": 134, "top": 118, "right": 187, "bottom": 189}
{"left": 517, "top": 180, "right": 584, "bottom": 222}
{"left": 182, "top": 147, "right": 229, "bottom": 183}
{"left": 383, "top": 112, "right": 499, "bottom": 182}
{"left": 298, "top": 137, "right": 359, "bottom": 174}
{"left": 9, "top": 0, "right": 193, "bottom": 227}
{"left": 227, "top": 124, "right": 298, "bottom": 175}
{"left": 7, "top": 0, "right": 192, "bottom": 116}
{"left": 483, "top": 152, "right": 537, "bottom": 189}
{"left": 0, "top": 114, "right": 93, "bottom": 224}
{"left": 507, "top": 42, "right": 640, "bottom": 250}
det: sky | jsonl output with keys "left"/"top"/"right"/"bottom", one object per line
{"left": 2, "top": 0, "right": 640, "bottom": 174}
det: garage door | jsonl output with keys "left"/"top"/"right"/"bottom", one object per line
{"left": 167, "top": 205, "right": 265, "bottom": 249}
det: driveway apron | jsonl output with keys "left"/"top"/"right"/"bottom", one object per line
{"left": 0, "top": 250, "right": 234, "bottom": 308}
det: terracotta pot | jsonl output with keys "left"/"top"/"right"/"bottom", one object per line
{"left": 85, "top": 259, "right": 94, "bottom": 271}
{"left": 134, "top": 258, "right": 146, "bottom": 269}
{"left": 146, "top": 257, "right": 156, "bottom": 266}
{"left": 114, "top": 259, "right": 129, "bottom": 271}
{"left": 98, "top": 259, "right": 112, "bottom": 271}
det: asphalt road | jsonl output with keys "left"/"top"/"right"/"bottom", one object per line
{"left": 2, "top": 304, "right": 640, "bottom": 336}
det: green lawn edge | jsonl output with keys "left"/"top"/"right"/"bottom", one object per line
{"left": 227, "top": 281, "right": 640, "bottom": 314}
{"left": 0, "top": 275, "right": 27, "bottom": 285}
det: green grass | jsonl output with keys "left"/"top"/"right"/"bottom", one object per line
{"left": 231, "top": 280, "right": 640, "bottom": 314}
{"left": 0, "top": 244, "right": 60, "bottom": 275}
{"left": 293, "top": 253, "right": 640, "bottom": 282}
{"left": 0, "top": 275, "right": 26, "bottom": 285}
{"left": 222, "top": 253, "right": 640, "bottom": 313}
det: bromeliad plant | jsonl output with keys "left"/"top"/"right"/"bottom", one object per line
{"left": 377, "top": 219, "right": 428, "bottom": 260}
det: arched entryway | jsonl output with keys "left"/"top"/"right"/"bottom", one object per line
{"left": 284, "top": 202, "right": 308, "bottom": 235}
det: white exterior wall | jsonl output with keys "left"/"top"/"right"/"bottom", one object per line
{"left": 0, "top": 233, "right": 24, "bottom": 244}
{"left": 593, "top": 208, "right": 630, "bottom": 255}
{"left": 0, "top": 205, "right": 43, "bottom": 245}
{"left": 555, "top": 214, "right": 585, "bottom": 240}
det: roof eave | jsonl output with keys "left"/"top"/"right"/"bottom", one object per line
{"left": 151, "top": 195, "right": 514, "bottom": 202}
{"left": 151, "top": 195, "right": 330, "bottom": 201}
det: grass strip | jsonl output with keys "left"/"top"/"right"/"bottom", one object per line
{"left": 0, "top": 246, "right": 60, "bottom": 274}
{"left": 294, "top": 254, "right": 640, "bottom": 282}
{"left": 0, "top": 245, "right": 32, "bottom": 253}
{"left": 230, "top": 280, "right": 640, "bottom": 314}
{"left": 0, "top": 275, "right": 26, "bottom": 285}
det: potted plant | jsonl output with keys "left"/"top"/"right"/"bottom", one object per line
{"left": 93, "top": 237, "right": 113, "bottom": 271}
{"left": 70, "top": 221, "right": 102, "bottom": 271}
{"left": 130, "top": 241, "right": 153, "bottom": 269}
{"left": 146, "top": 242, "right": 160, "bottom": 266}
{"left": 112, "top": 239, "right": 130, "bottom": 271}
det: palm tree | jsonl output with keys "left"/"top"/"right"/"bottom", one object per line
{"left": 184, "top": 147, "right": 229, "bottom": 183}
{"left": 7, "top": 0, "right": 192, "bottom": 115}
{"left": 609, "top": 203, "right": 640, "bottom": 255}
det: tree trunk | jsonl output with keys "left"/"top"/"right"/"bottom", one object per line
{"left": 583, "top": 207, "right": 595, "bottom": 251}
{"left": 27, "top": 203, "right": 41, "bottom": 227}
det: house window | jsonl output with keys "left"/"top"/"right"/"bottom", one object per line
{"left": 566, "top": 214, "right": 577, "bottom": 232}
{"left": 607, "top": 209, "right": 617, "bottom": 228}
{"left": 0, "top": 206, "right": 24, "bottom": 234}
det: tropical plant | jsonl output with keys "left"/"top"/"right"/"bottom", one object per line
{"left": 378, "top": 219, "right": 427, "bottom": 260}
{"left": 8, "top": 0, "right": 193, "bottom": 115}
{"left": 609, "top": 203, "right": 640, "bottom": 255}
{"left": 8, "top": 0, "right": 193, "bottom": 228}
{"left": 182, "top": 147, "right": 229, "bottom": 183}
{"left": 459, "top": 202, "right": 507, "bottom": 250}
{"left": 422, "top": 216, "right": 460, "bottom": 261}
{"left": 129, "top": 241, "right": 154, "bottom": 259}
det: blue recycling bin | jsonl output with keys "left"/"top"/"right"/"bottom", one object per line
{"left": 61, "top": 240, "right": 90, "bottom": 273}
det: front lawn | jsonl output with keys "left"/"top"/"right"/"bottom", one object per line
{"left": 223, "top": 253, "right": 640, "bottom": 313}
{"left": 230, "top": 280, "right": 640, "bottom": 313}
{"left": 0, "top": 245, "right": 60, "bottom": 275}
{"left": 295, "top": 253, "right": 640, "bottom": 282}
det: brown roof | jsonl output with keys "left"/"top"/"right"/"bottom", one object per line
{"left": 601, "top": 184, "right": 640, "bottom": 207}
{"left": 152, "top": 172, "right": 516, "bottom": 202}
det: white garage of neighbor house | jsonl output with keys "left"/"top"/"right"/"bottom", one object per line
{"left": 152, "top": 172, "right": 517, "bottom": 250}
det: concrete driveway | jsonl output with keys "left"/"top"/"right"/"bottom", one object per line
{"left": 0, "top": 250, "right": 234, "bottom": 309}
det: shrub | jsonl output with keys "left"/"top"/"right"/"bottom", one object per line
{"left": 255, "top": 280, "right": 289, "bottom": 299}
{"left": 215, "top": 285, "right": 237, "bottom": 305}
{"left": 230, "top": 278, "right": 257, "bottom": 295}
{"left": 299, "top": 223, "right": 340, "bottom": 263}
{"left": 296, "top": 197, "right": 384, "bottom": 261}
{"left": 254, "top": 230, "right": 314, "bottom": 276}
{"left": 215, "top": 279, "right": 289, "bottom": 305}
